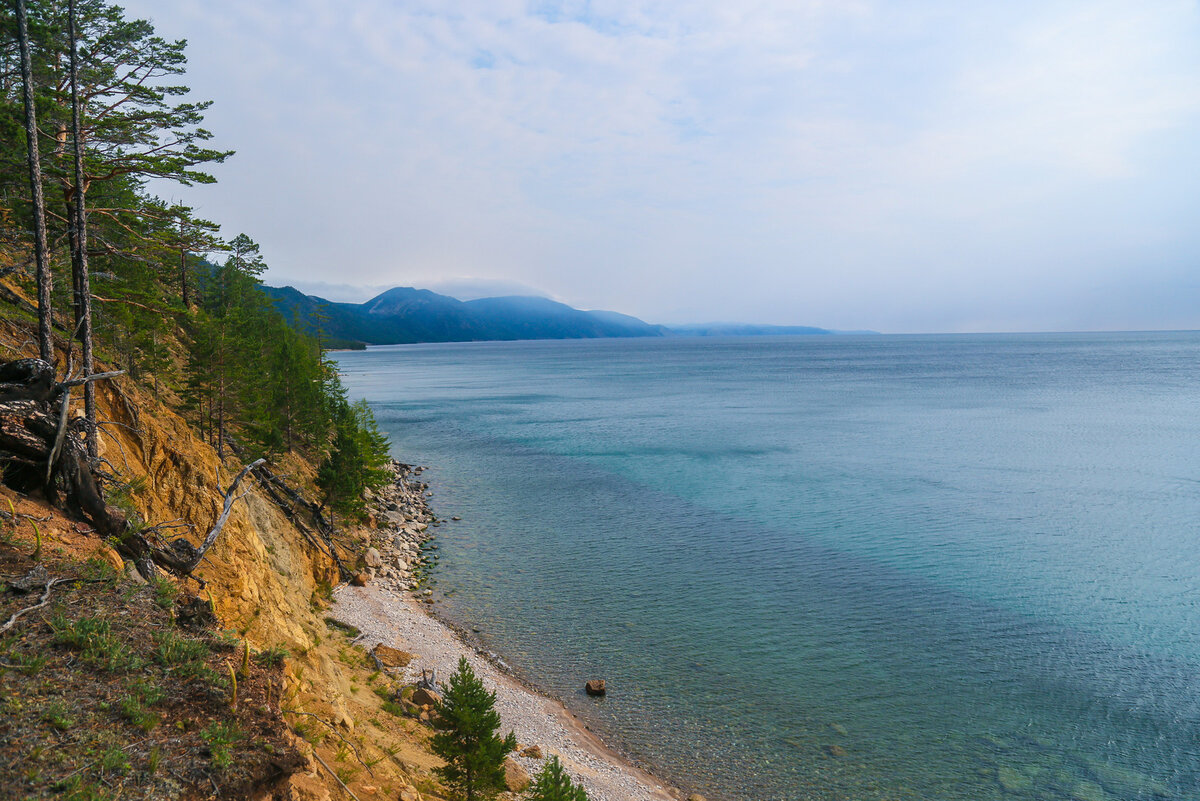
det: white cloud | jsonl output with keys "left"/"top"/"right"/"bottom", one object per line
{"left": 123, "top": 0, "right": 1200, "bottom": 331}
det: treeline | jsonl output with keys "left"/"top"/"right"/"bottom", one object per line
{"left": 0, "top": 0, "right": 389, "bottom": 517}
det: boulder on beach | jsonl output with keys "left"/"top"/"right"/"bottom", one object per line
{"left": 363, "top": 547, "right": 383, "bottom": 568}
{"left": 372, "top": 644, "right": 415, "bottom": 668}
{"left": 411, "top": 686, "right": 442, "bottom": 707}
{"left": 504, "top": 759, "right": 531, "bottom": 793}
{"left": 585, "top": 679, "right": 606, "bottom": 696}
{"left": 351, "top": 571, "right": 371, "bottom": 587}
{"left": 519, "top": 745, "right": 543, "bottom": 759}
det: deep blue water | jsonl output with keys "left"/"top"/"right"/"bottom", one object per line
{"left": 336, "top": 333, "right": 1200, "bottom": 801}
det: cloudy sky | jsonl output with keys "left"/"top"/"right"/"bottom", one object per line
{"left": 121, "top": 0, "right": 1200, "bottom": 333}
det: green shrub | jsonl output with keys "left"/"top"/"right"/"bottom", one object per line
{"left": 430, "top": 656, "right": 517, "bottom": 801}
{"left": 528, "top": 756, "right": 590, "bottom": 801}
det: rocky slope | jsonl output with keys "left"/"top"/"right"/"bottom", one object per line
{"left": 0, "top": 304, "right": 452, "bottom": 800}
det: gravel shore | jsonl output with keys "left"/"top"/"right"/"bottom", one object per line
{"left": 332, "top": 583, "right": 677, "bottom": 801}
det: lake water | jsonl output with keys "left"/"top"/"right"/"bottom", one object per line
{"left": 336, "top": 333, "right": 1200, "bottom": 801}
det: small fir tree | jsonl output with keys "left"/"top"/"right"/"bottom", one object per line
{"left": 528, "top": 755, "right": 590, "bottom": 801}
{"left": 430, "top": 656, "right": 518, "bottom": 801}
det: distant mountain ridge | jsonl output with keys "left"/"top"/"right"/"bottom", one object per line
{"left": 261, "top": 283, "right": 856, "bottom": 347}
{"left": 261, "top": 285, "right": 668, "bottom": 347}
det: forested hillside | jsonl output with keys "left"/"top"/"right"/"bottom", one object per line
{"left": 0, "top": 0, "right": 389, "bottom": 516}
{"left": 263, "top": 284, "right": 666, "bottom": 346}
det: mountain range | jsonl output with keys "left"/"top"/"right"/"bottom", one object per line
{"left": 262, "top": 284, "right": 840, "bottom": 347}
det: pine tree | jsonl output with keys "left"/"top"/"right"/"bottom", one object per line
{"left": 528, "top": 756, "right": 590, "bottom": 801}
{"left": 430, "top": 656, "right": 517, "bottom": 801}
{"left": 316, "top": 395, "right": 391, "bottom": 521}
{"left": 13, "top": 0, "right": 53, "bottom": 361}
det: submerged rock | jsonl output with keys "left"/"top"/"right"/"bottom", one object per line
{"left": 1071, "top": 781, "right": 1114, "bottom": 801}
{"left": 1082, "top": 757, "right": 1172, "bottom": 799}
{"left": 585, "top": 679, "right": 606, "bottom": 696}
{"left": 997, "top": 766, "right": 1034, "bottom": 794}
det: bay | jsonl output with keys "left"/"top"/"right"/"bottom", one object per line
{"left": 336, "top": 333, "right": 1200, "bottom": 801}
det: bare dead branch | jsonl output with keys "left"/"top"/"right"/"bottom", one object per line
{"left": 182, "top": 458, "right": 265, "bottom": 572}
{"left": 58, "top": 369, "right": 124, "bottom": 388}
{"left": 0, "top": 577, "right": 65, "bottom": 634}
{"left": 284, "top": 710, "right": 375, "bottom": 776}
{"left": 311, "top": 750, "right": 365, "bottom": 801}
{"left": 46, "top": 385, "right": 70, "bottom": 484}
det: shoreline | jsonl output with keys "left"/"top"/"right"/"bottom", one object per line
{"left": 332, "top": 584, "right": 679, "bottom": 801}
{"left": 334, "top": 461, "right": 686, "bottom": 801}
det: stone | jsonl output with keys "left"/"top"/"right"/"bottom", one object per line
{"left": 351, "top": 571, "right": 370, "bottom": 587}
{"left": 176, "top": 594, "right": 218, "bottom": 629}
{"left": 503, "top": 759, "right": 531, "bottom": 793}
{"left": 363, "top": 548, "right": 382, "bottom": 568}
{"left": 585, "top": 679, "right": 606, "bottom": 696}
{"left": 96, "top": 544, "right": 124, "bottom": 572}
{"left": 1081, "top": 757, "right": 1172, "bottom": 798}
{"left": 372, "top": 644, "right": 415, "bottom": 668}
{"left": 399, "top": 790, "right": 421, "bottom": 801}
{"left": 829, "top": 722, "right": 848, "bottom": 737}
{"left": 411, "top": 687, "right": 442, "bottom": 707}
{"left": 823, "top": 744, "right": 847, "bottom": 758}
{"left": 687, "top": 795, "right": 708, "bottom": 801}
{"left": 124, "top": 561, "right": 147, "bottom": 584}
{"left": 520, "top": 745, "right": 543, "bottom": 759}
{"left": 997, "top": 766, "right": 1034, "bottom": 794}
{"left": 1071, "top": 781, "right": 1114, "bottom": 801}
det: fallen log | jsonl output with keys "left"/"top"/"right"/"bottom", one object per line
{"left": 252, "top": 463, "right": 352, "bottom": 580}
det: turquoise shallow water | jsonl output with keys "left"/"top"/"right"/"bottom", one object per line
{"left": 336, "top": 333, "right": 1200, "bottom": 801}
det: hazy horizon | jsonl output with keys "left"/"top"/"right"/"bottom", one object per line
{"left": 122, "top": 1, "right": 1200, "bottom": 334}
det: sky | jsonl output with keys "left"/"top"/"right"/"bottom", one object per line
{"left": 120, "top": 0, "right": 1200, "bottom": 333}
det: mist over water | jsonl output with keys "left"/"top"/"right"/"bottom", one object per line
{"left": 336, "top": 333, "right": 1200, "bottom": 801}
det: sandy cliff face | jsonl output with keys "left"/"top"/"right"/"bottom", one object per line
{"left": 93, "top": 375, "right": 337, "bottom": 650}
{"left": 0, "top": 304, "right": 444, "bottom": 799}
{"left": 91, "top": 379, "right": 446, "bottom": 798}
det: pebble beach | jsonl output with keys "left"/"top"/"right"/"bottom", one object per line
{"left": 331, "top": 461, "right": 679, "bottom": 801}
{"left": 332, "top": 583, "right": 677, "bottom": 801}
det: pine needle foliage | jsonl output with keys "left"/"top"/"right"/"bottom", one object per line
{"left": 528, "top": 755, "right": 590, "bottom": 801}
{"left": 430, "top": 656, "right": 518, "bottom": 801}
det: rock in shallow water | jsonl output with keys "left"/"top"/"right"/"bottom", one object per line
{"left": 997, "top": 766, "right": 1034, "bottom": 794}
{"left": 585, "top": 679, "right": 606, "bottom": 696}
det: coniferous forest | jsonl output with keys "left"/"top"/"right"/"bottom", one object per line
{"left": 0, "top": 0, "right": 390, "bottom": 518}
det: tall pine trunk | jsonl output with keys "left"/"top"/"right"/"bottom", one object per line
{"left": 15, "top": 0, "right": 54, "bottom": 362}
{"left": 179, "top": 217, "right": 191, "bottom": 308}
{"left": 67, "top": 0, "right": 96, "bottom": 457}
